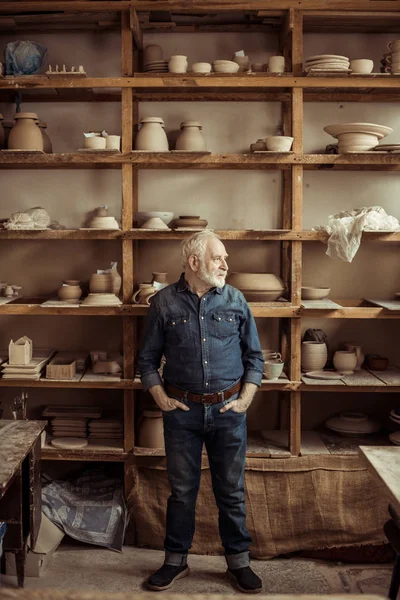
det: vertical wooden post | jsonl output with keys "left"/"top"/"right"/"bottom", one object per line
{"left": 291, "top": 9, "right": 303, "bottom": 76}
{"left": 289, "top": 391, "right": 301, "bottom": 456}
{"left": 121, "top": 11, "right": 135, "bottom": 455}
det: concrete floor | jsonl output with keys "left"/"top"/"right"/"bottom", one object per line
{"left": 1, "top": 544, "right": 394, "bottom": 595}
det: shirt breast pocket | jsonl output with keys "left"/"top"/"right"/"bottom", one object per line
{"left": 212, "top": 311, "right": 238, "bottom": 340}
{"left": 166, "top": 314, "right": 192, "bottom": 345}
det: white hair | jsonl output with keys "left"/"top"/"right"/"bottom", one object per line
{"left": 181, "top": 230, "right": 221, "bottom": 269}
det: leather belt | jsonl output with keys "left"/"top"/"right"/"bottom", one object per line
{"left": 165, "top": 381, "right": 241, "bottom": 405}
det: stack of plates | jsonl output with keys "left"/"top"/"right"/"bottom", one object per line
{"left": 81, "top": 293, "right": 122, "bottom": 306}
{"left": 50, "top": 417, "right": 88, "bottom": 438}
{"left": 325, "top": 411, "right": 381, "bottom": 436}
{"left": 144, "top": 60, "right": 169, "bottom": 73}
{"left": 389, "top": 431, "right": 400, "bottom": 445}
{"left": 88, "top": 417, "right": 124, "bottom": 444}
{"left": 2, "top": 350, "right": 54, "bottom": 380}
{"left": 389, "top": 408, "right": 400, "bottom": 425}
{"left": 304, "top": 54, "right": 350, "bottom": 74}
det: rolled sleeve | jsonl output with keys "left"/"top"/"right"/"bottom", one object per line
{"left": 238, "top": 296, "right": 264, "bottom": 387}
{"left": 137, "top": 298, "right": 165, "bottom": 392}
{"left": 242, "top": 368, "right": 263, "bottom": 387}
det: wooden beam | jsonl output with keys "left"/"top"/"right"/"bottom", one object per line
{"left": 130, "top": 8, "right": 142, "bottom": 50}
{"left": 289, "top": 391, "right": 301, "bottom": 456}
{"left": 291, "top": 9, "right": 303, "bottom": 76}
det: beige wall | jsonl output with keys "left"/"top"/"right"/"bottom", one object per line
{"left": 0, "top": 30, "right": 399, "bottom": 431}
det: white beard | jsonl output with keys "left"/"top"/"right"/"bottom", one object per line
{"left": 198, "top": 262, "right": 226, "bottom": 289}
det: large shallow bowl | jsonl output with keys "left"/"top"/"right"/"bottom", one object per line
{"left": 213, "top": 62, "right": 240, "bottom": 74}
{"left": 226, "top": 272, "right": 284, "bottom": 292}
{"left": 324, "top": 122, "right": 393, "bottom": 139}
{"left": 242, "top": 290, "right": 283, "bottom": 302}
{"left": 301, "top": 286, "right": 330, "bottom": 300}
{"left": 134, "top": 211, "right": 174, "bottom": 226}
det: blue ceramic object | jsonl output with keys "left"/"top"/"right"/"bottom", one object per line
{"left": 5, "top": 40, "right": 47, "bottom": 75}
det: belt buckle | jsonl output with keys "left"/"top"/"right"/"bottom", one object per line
{"left": 201, "top": 393, "right": 215, "bottom": 405}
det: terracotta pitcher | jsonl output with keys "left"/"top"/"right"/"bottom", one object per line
{"left": 138, "top": 410, "right": 165, "bottom": 448}
{"left": 8, "top": 112, "right": 44, "bottom": 151}
{"left": 132, "top": 283, "right": 157, "bottom": 305}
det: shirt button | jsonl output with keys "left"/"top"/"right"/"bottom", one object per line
{"left": 201, "top": 316, "right": 204, "bottom": 320}
{"left": 204, "top": 360, "right": 208, "bottom": 364}
{"left": 183, "top": 319, "right": 187, "bottom": 323}
{"left": 172, "top": 321, "right": 176, "bottom": 325}
{"left": 218, "top": 317, "right": 221, "bottom": 321}
{"left": 229, "top": 318, "right": 232, "bottom": 321}
{"left": 203, "top": 338, "right": 206, "bottom": 342}
{"left": 206, "top": 383, "right": 209, "bottom": 386}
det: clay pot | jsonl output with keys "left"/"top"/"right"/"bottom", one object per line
{"left": 232, "top": 55, "right": 250, "bottom": 72}
{"left": 144, "top": 44, "right": 163, "bottom": 64}
{"left": 268, "top": 55, "right": 285, "bottom": 73}
{"left": 84, "top": 135, "right": 106, "bottom": 150}
{"left": 265, "top": 136, "right": 294, "bottom": 151}
{"left": 0, "top": 114, "right": 5, "bottom": 149}
{"left": 89, "top": 273, "right": 114, "bottom": 293}
{"left": 350, "top": 59, "right": 373, "bottom": 74}
{"left": 168, "top": 55, "right": 188, "bottom": 73}
{"left": 175, "top": 121, "right": 206, "bottom": 151}
{"left": 333, "top": 350, "right": 357, "bottom": 375}
{"left": 135, "top": 117, "right": 169, "bottom": 151}
{"left": 37, "top": 121, "right": 53, "bottom": 153}
{"left": 3, "top": 121, "right": 14, "bottom": 147}
{"left": 138, "top": 410, "right": 165, "bottom": 448}
{"left": 106, "top": 135, "right": 120, "bottom": 150}
{"left": 191, "top": 62, "right": 212, "bottom": 74}
{"left": 226, "top": 272, "right": 285, "bottom": 292}
{"left": 132, "top": 283, "right": 157, "bottom": 305}
{"left": 344, "top": 343, "right": 364, "bottom": 370}
{"left": 301, "top": 341, "right": 328, "bottom": 372}
{"left": 172, "top": 216, "right": 208, "bottom": 228}
{"left": 151, "top": 272, "right": 169, "bottom": 291}
{"left": 58, "top": 280, "right": 82, "bottom": 300}
{"left": 8, "top": 112, "right": 43, "bottom": 151}
{"left": 367, "top": 355, "right": 389, "bottom": 371}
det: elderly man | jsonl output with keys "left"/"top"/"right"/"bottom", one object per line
{"left": 138, "top": 230, "right": 264, "bottom": 593}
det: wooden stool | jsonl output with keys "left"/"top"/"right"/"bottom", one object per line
{"left": 384, "top": 504, "right": 400, "bottom": 600}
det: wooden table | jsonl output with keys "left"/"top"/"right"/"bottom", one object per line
{"left": 0, "top": 593, "right": 389, "bottom": 600}
{"left": 0, "top": 420, "right": 46, "bottom": 588}
{"left": 359, "top": 446, "right": 400, "bottom": 514}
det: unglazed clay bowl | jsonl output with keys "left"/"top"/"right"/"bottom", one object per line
{"left": 301, "top": 286, "right": 330, "bottom": 300}
{"left": 134, "top": 211, "right": 174, "bottom": 226}
{"left": 350, "top": 59, "right": 374, "bottom": 74}
{"left": 140, "top": 217, "right": 170, "bottom": 229}
{"left": 172, "top": 216, "right": 208, "bottom": 228}
{"left": 250, "top": 139, "right": 267, "bottom": 152}
{"left": 226, "top": 272, "right": 285, "bottom": 293}
{"left": 213, "top": 61, "right": 240, "bottom": 74}
{"left": 89, "top": 273, "right": 114, "bottom": 294}
{"left": 242, "top": 290, "right": 283, "bottom": 302}
{"left": 191, "top": 62, "right": 212, "bottom": 74}
{"left": 367, "top": 355, "right": 389, "bottom": 371}
{"left": 265, "top": 136, "right": 294, "bottom": 151}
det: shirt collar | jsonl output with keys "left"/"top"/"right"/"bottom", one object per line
{"left": 177, "top": 273, "right": 223, "bottom": 294}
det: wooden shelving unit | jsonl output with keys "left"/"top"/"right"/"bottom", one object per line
{"left": 0, "top": 1, "right": 399, "bottom": 464}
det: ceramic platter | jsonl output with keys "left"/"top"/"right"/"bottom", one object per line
{"left": 253, "top": 150, "right": 294, "bottom": 154}
{"left": 374, "top": 144, "right": 400, "bottom": 151}
{"left": 304, "top": 370, "right": 342, "bottom": 380}
{"left": 323, "top": 123, "right": 393, "bottom": 139}
{"left": 170, "top": 150, "right": 211, "bottom": 154}
{"left": 306, "top": 54, "right": 349, "bottom": 61}
{"left": 77, "top": 148, "right": 120, "bottom": 153}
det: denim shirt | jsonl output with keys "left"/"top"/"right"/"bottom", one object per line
{"left": 138, "top": 273, "right": 264, "bottom": 394}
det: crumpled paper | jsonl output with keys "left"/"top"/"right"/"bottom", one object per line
{"left": 314, "top": 206, "right": 400, "bottom": 262}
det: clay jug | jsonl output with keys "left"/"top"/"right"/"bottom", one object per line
{"left": 37, "top": 121, "right": 53, "bottom": 153}
{"left": 0, "top": 114, "right": 5, "bottom": 149}
{"left": 109, "top": 262, "right": 122, "bottom": 295}
{"left": 135, "top": 117, "right": 169, "bottom": 151}
{"left": 132, "top": 283, "right": 157, "bottom": 305}
{"left": 138, "top": 410, "right": 165, "bottom": 448}
{"left": 58, "top": 280, "right": 82, "bottom": 300}
{"left": 344, "top": 343, "right": 364, "bottom": 370}
{"left": 151, "top": 272, "right": 169, "bottom": 291}
{"left": 176, "top": 121, "right": 206, "bottom": 151}
{"left": 8, "top": 112, "right": 43, "bottom": 151}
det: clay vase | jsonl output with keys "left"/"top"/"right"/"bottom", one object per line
{"left": 89, "top": 273, "right": 114, "bottom": 293}
{"left": 175, "top": 121, "right": 206, "bottom": 151}
{"left": 135, "top": 117, "right": 169, "bottom": 151}
{"left": 333, "top": 350, "right": 357, "bottom": 375}
{"left": 3, "top": 121, "right": 14, "bottom": 147}
{"left": 168, "top": 55, "right": 188, "bottom": 73}
{"left": 344, "top": 343, "right": 364, "bottom": 370}
{"left": 138, "top": 410, "right": 165, "bottom": 448}
{"left": 8, "top": 112, "right": 44, "bottom": 151}
{"left": 58, "top": 280, "right": 82, "bottom": 300}
{"left": 0, "top": 114, "right": 5, "bottom": 149}
{"left": 151, "top": 272, "right": 169, "bottom": 291}
{"left": 109, "top": 263, "right": 122, "bottom": 295}
{"left": 132, "top": 283, "right": 157, "bottom": 305}
{"left": 301, "top": 341, "right": 328, "bottom": 372}
{"left": 37, "top": 121, "right": 53, "bottom": 153}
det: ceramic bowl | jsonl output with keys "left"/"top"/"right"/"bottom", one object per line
{"left": 88, "top": 216, "right": 120, "bottom": 229}
{"left": 301, "top": 286, "right": 331, "bottom": 300}
{"left": 242, "top": 290, "right": 283, "bottom": 302}
{"left": 325, "top": 411, "right": 381, "bottom": 435}
{"left": 250, "top": 139, "right": 267, "bottom": 152}
{"left": 324, "top": 122, "right": 393, "bottom": 139}
{"left": 191, "top": 62, "right": 212, "bottom": 74}
{"left": 213, "top": 62, "right": 240, "bottom": 74}
{"left": 350, "top": 59, "right": 374, "bottom": 73}
{"left": 134, "top": 211, "right": 174, "bottom": 226}
{"left": 265, "top": 136, "right": 294, "bottom": 151}
{"left": 226, "top": 272, "right": 285, "bottom": 292}
{"left": 172, "top": 216, "right": 208, "bottom": 228}
{"left": 84, "top": 136, "right": 106, "bottom": 150}
{"left": 333, "top": 350, "right": 357, "bottom": 374}
{"left": 367, "top": 355, "right": 389, "bottom": 371}
{"left": 82, "top": 293, "right": 122, "bottom": 306}
{"left": 141, "top": 217, "right": 170, "bottom": 229}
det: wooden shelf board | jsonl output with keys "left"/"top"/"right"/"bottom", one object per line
{"left": 0, "top": 378, "right": 133, "bottom": 389}
{"left": 0, "top": 229, "right": 122, "bottom": 240}
{"left": 0, "top": 300, "right": 145, "bottom": 316}
{"left": 42, "top": 444, "right": 127, "bottom": 462}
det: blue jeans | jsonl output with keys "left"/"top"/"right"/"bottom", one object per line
{"left": 162, "top": 391, "right": 251, "bottom": 569}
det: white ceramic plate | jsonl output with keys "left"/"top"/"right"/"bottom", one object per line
{"left": 306, "top": 54, "right": 349, "bottom": 61}
{"left": 324, "top": 123, "right": 393, "bottom": 139}
{"left": 304, "top": 370, "right": 342, "bottom": 380}
{"left": 374, "top": 144, "right": 400, "bottom": 150}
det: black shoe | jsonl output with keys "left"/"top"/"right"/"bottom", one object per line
{"left": 146, "top": 563, "right": 190, "bottom": 591}
{"left": 227, "top": 566, "right": 262, "bottom": 594}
